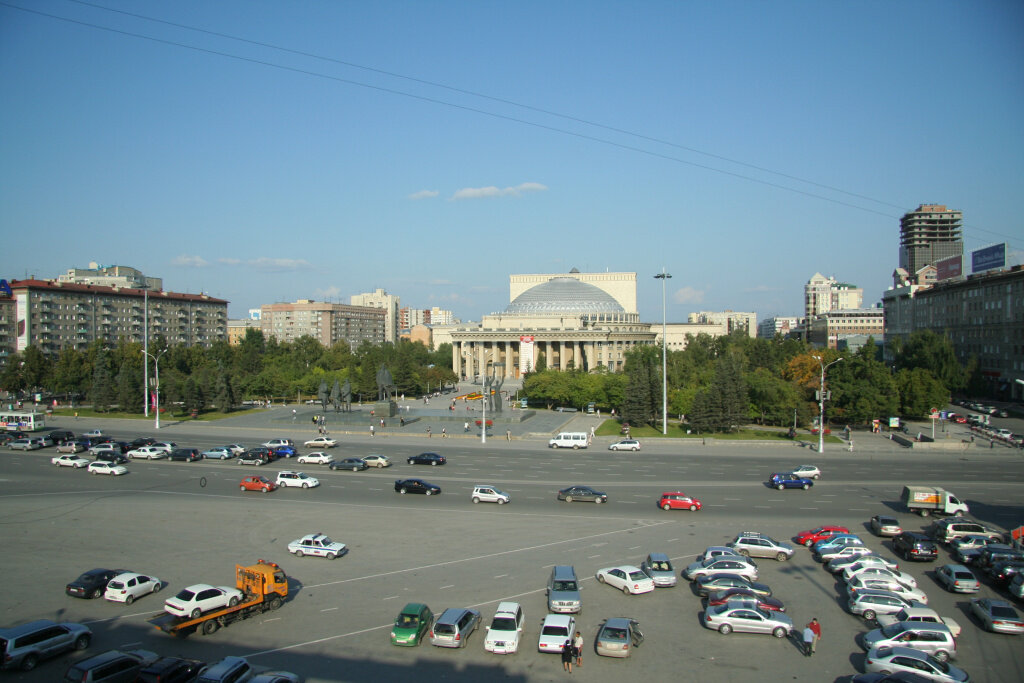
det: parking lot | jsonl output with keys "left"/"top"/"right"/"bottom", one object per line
{"left": 1, "top": 413, "right": 1023, "bottom": 682}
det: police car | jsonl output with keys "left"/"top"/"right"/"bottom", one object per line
{"left": 287, "top": 533, "right": 347, "bottom": 559}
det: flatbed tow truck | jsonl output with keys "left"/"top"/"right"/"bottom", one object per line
{"left": 148, "top": 559, "right": 288, "bottom": 637}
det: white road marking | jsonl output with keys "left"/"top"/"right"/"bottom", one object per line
{"left": 321, "top": 607, "right": 339, "bottom": 612}
{"left": 440, "top": 584, "right": 455, "bottom": 590}
{"left": 383, "top": 595, "right": 400, "bottom": 600}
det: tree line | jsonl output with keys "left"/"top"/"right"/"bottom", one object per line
{"left": 0, "top": 329, "right": 458, "bottom": 414}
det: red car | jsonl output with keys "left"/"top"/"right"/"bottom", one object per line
{"left": 658, "top": 492, "right": 702, "bottom": 511}
{"left": 240, "top": 475, "right": 277, "bottom": 493}
{"left": 707, "top": 588, "right": 786, "bottom": 612}
{"left": 953, "top": 415, "right": 968, "bottom": 424}
{"left": 794, "top": 525, "right": 850, "bottom": 547}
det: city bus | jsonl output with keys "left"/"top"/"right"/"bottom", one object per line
{"left": 0, "top": 412, "right": 46, "bottom": 432}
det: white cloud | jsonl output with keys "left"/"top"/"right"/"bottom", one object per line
{"left": 408, "top": 189, "right": 439, "bottom": 200}
{"left": 450, "top": 182, "right": 548, "bottom": 200}
{"left": 247, "top": 257, "right": 311, "bottom": 271}
{"left": 171, "top": 254, "right": 209, "bottom": 267}
{"left": 314, "top": 286, "right": 343, "bottom": 300}
{"left": 218, "top": 257, "right": 241, "bottom": 265}
{"left": 672, "top": 286, "right": 705, "bottom": 304}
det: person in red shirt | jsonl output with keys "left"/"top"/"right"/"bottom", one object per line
{"left": 806, "top": 618, "right": 822, "bottom": 655}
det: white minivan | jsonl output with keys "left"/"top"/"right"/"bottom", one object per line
{"left": 548, "top": 432, "right": 588, "bottom": 449}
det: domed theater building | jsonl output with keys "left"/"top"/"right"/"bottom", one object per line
{"left": 450, "top": 270, "right": 656, "bottom": 380}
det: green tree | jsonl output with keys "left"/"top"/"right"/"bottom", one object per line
{"left": 22, "top": 346, "right": 53, "bottom": 390}
{"left": 213, "top": 365, "right": 235, "bottom": 412}
{"left": 0, "top": 352, "right": 25, "bottom": 392}
{"left": 746, "top": 367, "right": 801, "bottom": 426}
{"left": 52, "top": 348, "right": 90, "bottom": 398}
{"left": 829, "top": 341, "right": 898, "bottom": 423}
{"left": 893, "top": 330, "right": 965, "bottom": 393}
{"left": 116, "top": 360, "right": 143, "bottom": 413}
{"left": 90, "top": 347, "right": 115, "bottom": 412}
{"left": 895, "top": 367, "right": 949, "bottom": 418}
{"left": 689, "top": 351, "right": 748, "bottom": 432}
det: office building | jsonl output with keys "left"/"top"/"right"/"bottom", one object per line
{"left": 687, "top": 310, "right": 757, "bottom": 337}
{"left": 804, "top": 273, "right": 863, "bottom": 320}
{"left": 350, "top": 289, "right": 400, "bottom": 344}
{"left": 899, "top": 204, "right": 963, "bottom": 276}
{"left": 57, "top": 263, "right": 162, "bottom": 291}
{"left": 261, "top": 300, "right": 385, "bottom": 348}
{"left": 758, "top": 316, "right": 801, "bottom": 339}
{"left": 806, "top": 308, "right": 885, "bottom": 350}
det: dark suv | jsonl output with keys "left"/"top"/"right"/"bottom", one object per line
{"left": 893, "top": 532, "right": 938, "bottom": 561}
{"left": 49, "top": 430, "right": 76, "bottom": 445}
{"left": 137, "top": 656, "right": 205, "bottom": 683}
{"left": 169, "top": 448, "right": 202, "bottom": 462}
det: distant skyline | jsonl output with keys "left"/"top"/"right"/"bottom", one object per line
{"left": 2, "top": 1, "right": 1021, "bottom": 322}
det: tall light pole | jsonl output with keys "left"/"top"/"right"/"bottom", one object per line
{"left": 813, "top": 355, "right": 843, "bottom": 453}
{"left": 144, "top": 347, "right": 168, "bottom": 429}
{"left": 654, "top": 269, "right": 672, "bottom": 435}
{"left": 142, "top": 285, "right": 149, "bottom": 417}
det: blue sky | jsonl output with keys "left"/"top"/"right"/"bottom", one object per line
{"left": 2, "top": 1, "right": 1022, "bottom": 323}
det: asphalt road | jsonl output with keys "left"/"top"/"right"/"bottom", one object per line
{"left": 1, "top": 415, "right": 1022, "bottom": 683}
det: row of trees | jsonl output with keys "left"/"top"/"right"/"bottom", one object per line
{"left": 522, "top": 330, "right": 981, "bottom": 432}
{"left": 0, "top": 329, "right": 457, "bottom": 414}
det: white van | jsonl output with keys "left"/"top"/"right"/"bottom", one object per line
{"left": 548, "top": 432, "right": 588, "bottom": 449}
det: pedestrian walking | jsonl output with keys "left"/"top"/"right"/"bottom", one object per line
{"left": 561, "top": 639, "right": 573, "bottom": 672}
{"left": 573, "top": 631, "right": 583, "bottom": 667}
{"left": 441, "top": 427, "right": 447, "bottom": 438}
{"left": 292, "top": 408, "right": 297, "bottom": 422}
{"left": 807, "top": 618, "right": 821, "bottom": 655}
{"left": 464, "top": 421, "right": 469, "bottom": 433}
{"left": 801, "top": 625, "right": 814, "bottom": 657}
{"left": 426, "top": 426, "right": 432, "bottom": 438}
{"left": 506, "top": 429, "right": 511, "bottom": 441}
{"left": 370, "top": 424, "right": 375, "bottom": 437}
{"left": 848, "top": 439, "right": 854, "bottom": 452}
{"left": 400, "top": 416, "right": 405, "bottom": 427}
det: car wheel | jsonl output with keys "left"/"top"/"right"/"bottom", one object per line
{"left": 804, "top": 539, "right": 814, "bottom": 547}
{"left": 408, "top": 460, "right": 414, "bottom": 465}
{"left": 238, "top": 460, "right": 243, "bottom": 465}
{"left": 776, "top": 552, "right": 789, "bottom": 561}
{"left": 425, "top": 490, "right": 433, "bottom": 496}
{"left": 153, "top": 582, "right": 162, "bottom": 592}
{"left": 802, "top": 483, "right": 810, "bottom": 490}
{"left": 662, "top": 503, "right": 672, "bottom": 511}
{"left": 739, "top": 549, "right": 750, "bottom": 557}
{"left": 294, "top": 549, "right": 304, "bottom": 557}
{"left": 240, "top": 486, "right": 246, "bottom": 491}
{"left": 90, "top": 588, "right": 101, "bottom": 599}
{"left": 302, "top": 483, "right": 309, "bottom": 488}
{"left": 622, "top": 585, "right": 630, "bottom": 594}
{"left": 564, "top": 496, "right": 573, "bottom": 503}
{"left": 125, "top": 594, "right": 134, "bottom": 605}
{"left": 202, "top": 619, "right": 219, "bottom": 635}
{"left": 812, "top": 474, "right": 820, "bottom": 479}
{"left": 595, "top": 498, "right": 603, "bottom": 504}
{"left": 772, "top": 627, "right": 786, "bottom": 638}
{"left": 777, "top": 484, "right": 785, "bottom": 490}
{"left": 497, "top": 499, "right": 506, "bottom": 505}
{"left": 327, "top": 552, "right": 336, "bottom": 560}
{"left": 718, "top": 624, "right": 732, "bottom": 635}
{"left": 934, "top": 650, "right": 950, "bottom": 662}
{"left": 689, "top": 504, "right": 698, "bottom": 511}
{"left": 262, "top": 487, "right": 270, "bottom": 493}
{"left": 20, "top": 654, "right": 38, "bottom": 671}
{"left": 268, "top": 595, "right": 283, "bottom": 610}
{"left": 472, "top": 497, "right": 480, "bottom": 504}
{"left": 228, "top": 596, "right": 239, "bottom": 607}
{"left": 572, "top": 444, "right": 579, "bottom": 449}
{"left": 431, "top": 461, "right": 437, "bottom": 466}
{"left": 73, "top": 634, "right": 91, "bottom": 650}
{"left": 632, "top": 447, "right": 638, "bottom": 451}
{"left": 376, "top": 463, "right": 384, "bottom": 468}
{"left": 190, "top": 608, "right": 202, "bottom": 619}
{"left": 400, "top": 487, "right": 407, "bottom": 494}
{"left": 862, "top": 609, "right": 876, "bottom": 621}
{"left": 598, "top": 574, "right": 606, "bottom": 583}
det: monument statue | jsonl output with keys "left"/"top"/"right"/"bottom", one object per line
{"left": 376, "top": 365, "right": 395, "bottom": 401}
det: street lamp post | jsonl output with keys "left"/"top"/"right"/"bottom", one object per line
{"left": 142, "top": 286, "right": 149, "bottom": 417}
{"left": 144, "top": 347, "right": 168, "bottom": 430}
{"left": 812, "top": 355, "right": 844, "bottom": 453}
{"left": 654, "top": 269, "right": 672, "bottom": 435}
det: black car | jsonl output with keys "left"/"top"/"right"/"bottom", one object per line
{"left": 137, "top": 656, "right": 205, "bottom": 683}
{"left": 49, "top": 430, "right": 76, "bottom": 445}
{"left": 394, "top": 478, "right": 442, "bottom": 495}
{"left": 92, "top": 452, "right": 129, "bottom": 465}
{"left": 238, "top": 447, "right": 274, "bottom": 466}
{"left": 65, "top": 649, "right": 158, "bottom": 682}
{"left": 695, "top": 573, "right": 772, "bottom": 598}
{"left": 330, "top": 458, "right": 368, "bottom": 471}
{"left": 557, "top": 486, "right": 608, "bottom": 503}
{"left": 127, "top": 437, "right": 157, "bottom": 449}
{"left": 407, "top": 452, "right": 446, "bottom": 466}
{"left": 892, "top": 532, "right": 938, "bottom": 561}
{"left": 169, "top": 448, "right": 202, "bottom": 462}
{"left": 987, "top": 560, "right": 1024, "bottom": 583}
{"left": 66, "top": 568, "right": 127, "bottom": 599}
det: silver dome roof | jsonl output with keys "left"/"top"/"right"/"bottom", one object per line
{"left": 505, "top": 277, "right": 625, "bottom": 314}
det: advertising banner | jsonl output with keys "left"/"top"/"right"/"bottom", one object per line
{"left": 519, "top": 336, "right": 535, "bottom": 375}
{"left": 972, "top": 243, "right": 1006, "bottom": 273}
{"left": 934, "top": 255, "right": 962, "bottom": 281}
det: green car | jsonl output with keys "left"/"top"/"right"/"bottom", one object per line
{"left": 391, "top": 603, "right": 433, "bottom": 646}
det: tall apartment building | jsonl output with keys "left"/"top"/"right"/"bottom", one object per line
{"left": 899, "top": 204, "right": 963, "bottom": 277}
{"left": 804, "top": 273, "right": 863, "bottom": 319}
{"left": 0, "top": 279, "right": 227, "bottom": 363}
{"left": 350, "top": 289, "right": 399, "bottom": 344}
{"left": 261, "top": 300, "right": 385, "bottom": 348}
{"left": 57, "top": 263, "right": 163, "bottom": 291}
{"left": 687, "top": 310, "right": 757, "bottom": 337}
{"left": 399, "top": 306, "right": 457, "bottom": 329}
{"left": 758, "top": 316, "right": 801, "bottom": 339}
{"left": 807, "top": 308, "right": 885, "bottom": 350}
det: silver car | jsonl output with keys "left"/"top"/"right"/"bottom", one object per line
{"left": 640, "top": 552, "right": 677, "bottom": 587}
{"left": 828, "top": 553, "right": 900, "bottom": 574}
{"left": 862, "top": 622, "right": 956, "bottom": 661}
{"left": 595, "top": 617, "right": 643, "bottom": 657}
{"left": 870, "top": 515, "right": 903, "bottom": 537}
{"left": 702, "top": 601, "right": 793, "bottom": 637}
{"left": 847, "top": 589, "right": 918, "bottom": 621}
{"left": 864, "top": 645, "right": 969, "bottom": 682}
{"left": 684, "top": 557, "right": 758, "bottom": 582}
{"left": 969, "top": 597, "right": 1024, "bottom": 635}
{"left": 934, "top": 564, "right": 980, "bottom": 594}
{"left": 848, "top": 576, "right": 929, "bottom": 604}
{"left": 429, "top": 608, "right": 481, "bottom": 648}
{"left": 728, "top": 532, "right": 795, "bottom": 561}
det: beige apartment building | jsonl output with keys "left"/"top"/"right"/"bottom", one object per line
{"left": 260, "top": 299, "right": 385, "bottom": 348}
{"left": 807, "top": 308, "right": 885, "bottom": 349}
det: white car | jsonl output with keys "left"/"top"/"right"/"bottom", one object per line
{"left": 596, "top": 565, "right": 656, "bottom": 594}
{"left": 8, "top": 438, "right": 40, "bottom": 450}
{"left": 276, "top": 471, "right": 320, "bottom": 488}
{"left": 52, "top": 453, "right": 90, "bottom": 468}
{"left": 362, "top": 454, "right": 392, "bottom": 468}
{"left": 471, "top": 485, "right": 510, "bottom": 504}
{"left": 164, "top": 584, "right": 243, "bottom": 618}
{"left": 262, "top": 439, "right": 293, "bottom": 449}
{"left": 538, "top": 614, "right": 575, "bottom": 653}
{"left": 484, "top": 602, "right": 523, "bottom": 654}
{"left": 608, "top": 439, "right": 641, "bottom": 451}
{"left": 816, "top": 545, "right": 874, "bottom": 562}
{"left": 303, "top": 436, "right": 338, "bottom": 448}
{"left": 89, "top": 443, "right": 123, "bottom": 456}
{"left": 151, "top": 442, "right": 177, "bottom": 453}
{"left": 226, "top": 444, "right": 247, "bottom": 456}
{"left": 847, "top": 575, "right": 929, "bottom": 604}
{"left": 297, "top": 452, "right": 334, "bottom": 465}
{"left": 127, "top": 446, "right": 168, "bottom": 460}
{"left": 82, "top": 429, "right": 104, "bottom": 438}
{"left": 843, "top": 565, "right": 918, "bottom": 588}
{"left": 104, "top": 572, "right": 163, "bottom": 604}
{"left": 792, "top": 465, "right": 821, "bottom": 479}
{"left": 287, "top": 533, "right": 346, "bottom": 559}
{"left": 56, "top": 441, "right": 86, "bottom": 453}
{"left": 827, "top": 553, "right": 900, "bottom": 574}
{"left": 88, "top": 461, "right": 128, "bottom": 476}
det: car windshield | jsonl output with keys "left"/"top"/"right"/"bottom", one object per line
{"left": 553, "top": 581, "right": 577, "bottom": 591}
{"left": 107, "top": 581, "right": 124, "bottom": 589}
{"left": 629, "top": 570, "right": 648, "bottom": 581}
{"left": 650, "top": 561, "right": 671, "bottom": 571}
{"left": 491, "top": 617, "right": 517, "bottom": 631}
{"left": 991, "top": 605, "right": 1019, "bottom": 618}
{"left": 926, "top": 655, "right": 950, "bottom": 673}
{"left": 879, "top": 623, "right": 905, "bottom": 637}
{"left": 397, "top": 614, "right": 419, "bottom": 627}
{"left": 542, "top": 625, "right": 568, "bottom": 636}
{"left": 601, "top": 627, "right": 628, "bottom": 641}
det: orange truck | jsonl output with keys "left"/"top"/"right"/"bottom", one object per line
{"left": 149, "top": 560, "right": 288, "bottom": 637}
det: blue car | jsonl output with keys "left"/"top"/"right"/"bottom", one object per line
{"left": 769, "top": 472, "right": 814, "bottom": 490}
{"left": 812, "top": 534, "right": 865, "bottom": 554}
{"left": 272, "top": 445, "right": 298, "bottom": 458}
